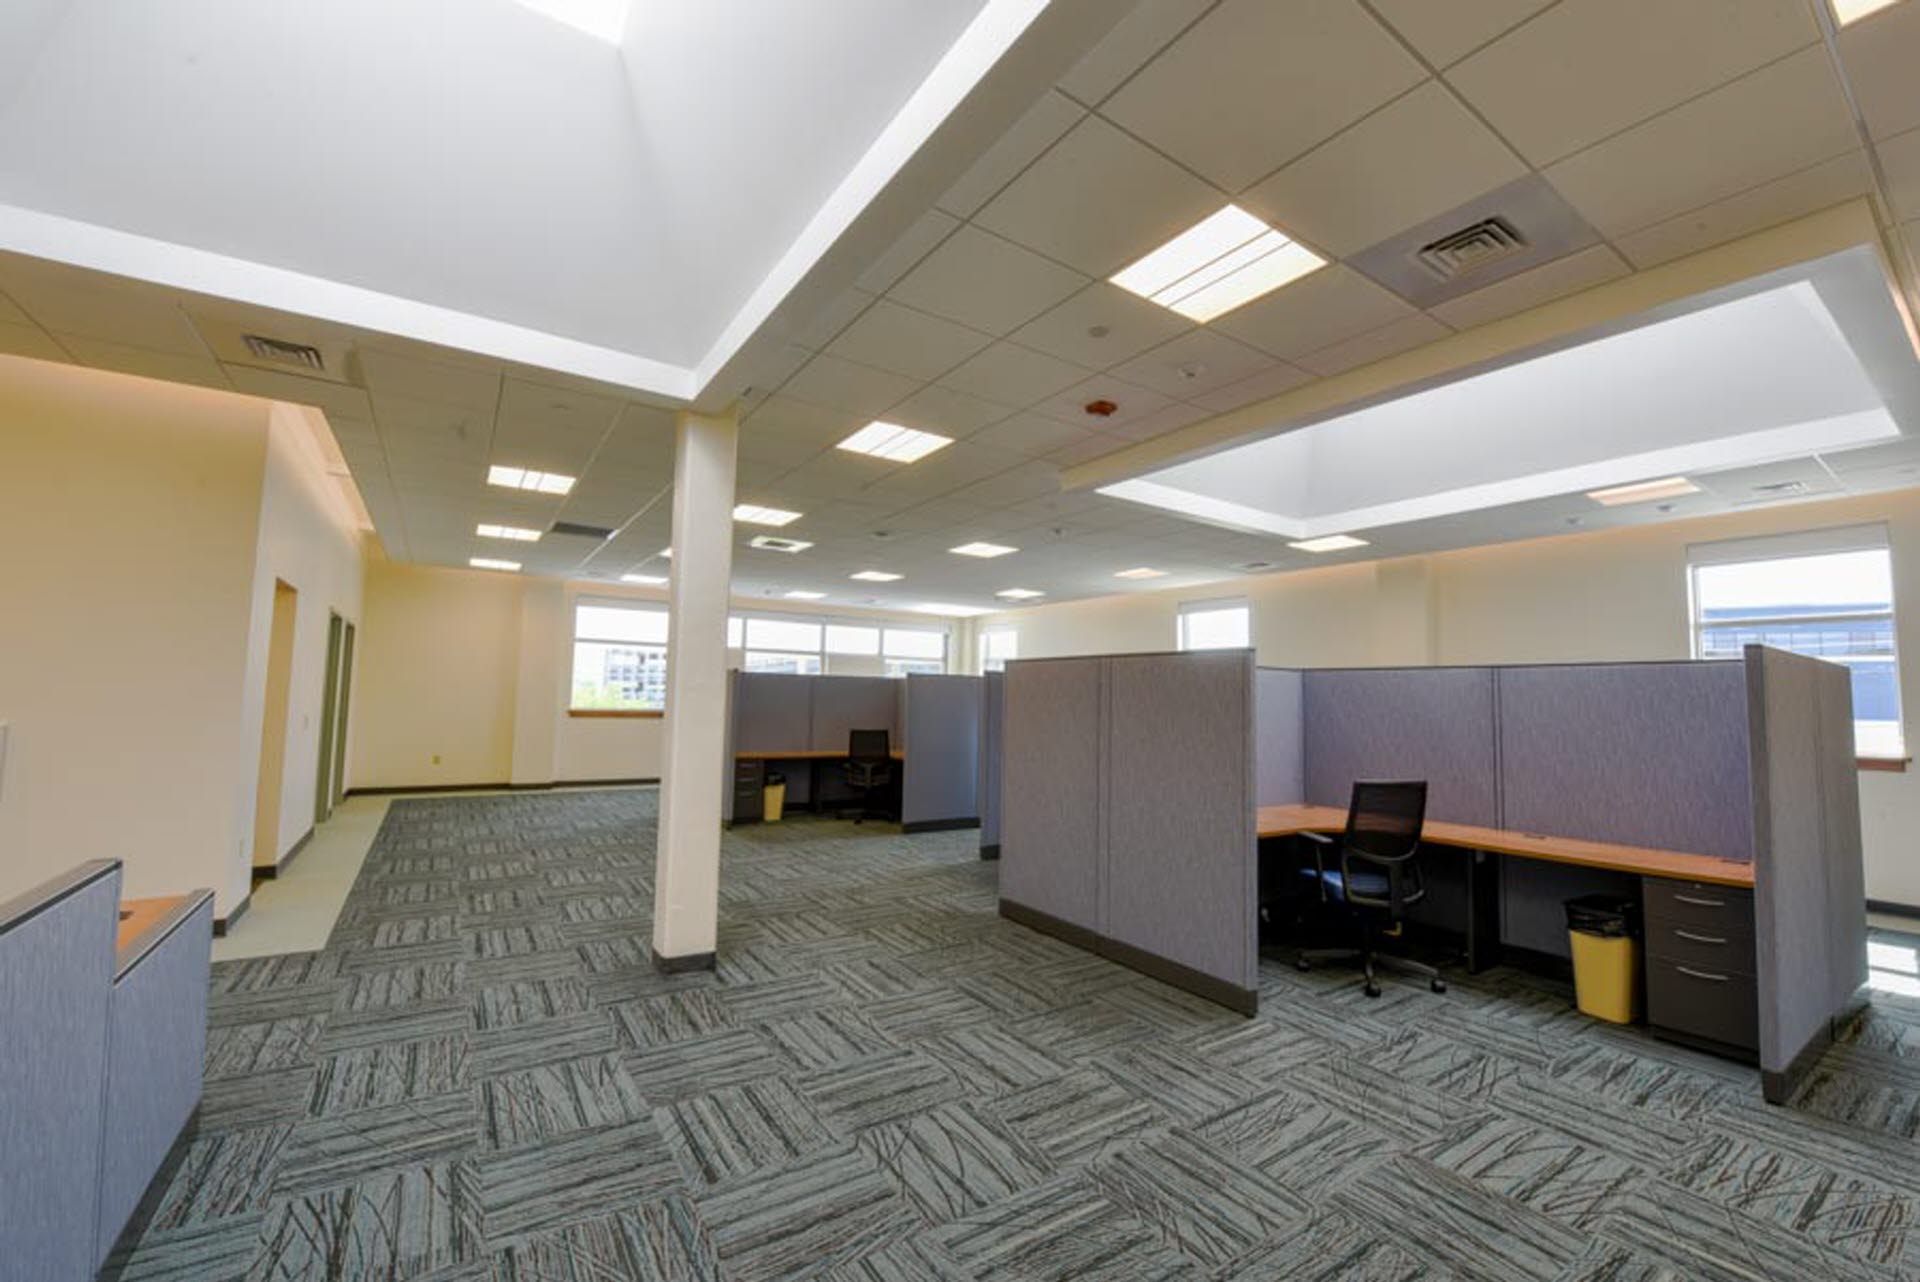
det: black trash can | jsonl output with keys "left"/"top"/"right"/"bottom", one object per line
{"left": 1565, "top": 895, "right": 1640, "bottom": 1024}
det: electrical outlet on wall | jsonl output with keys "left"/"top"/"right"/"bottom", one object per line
{"left": 432, "top": 754, "right": 442, "bottom": 765}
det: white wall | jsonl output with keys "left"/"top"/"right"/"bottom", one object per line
{"left": 979, "top": 488, "right": 1920, "bottom": 907}
{"left": 0, "top": 357, "right": 361, "bottom": 916}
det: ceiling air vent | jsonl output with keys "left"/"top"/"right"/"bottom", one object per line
{"left": 1414, "top": 217, "right": 1527, "bottom": 283}
{"left": 1235, "top": 560, "right": 1277, "bottom": 572}
{"left": 1751, "top": 479, "right": 1810, "bottom": 496}
{"left": 550, "top": 520, "right": 615, "bottom": 539}
{"left": 749, "top": 535, "right": 810, "bottom": 554}
{"left": 241, "top": 334, "right": 326, "bottom": 372}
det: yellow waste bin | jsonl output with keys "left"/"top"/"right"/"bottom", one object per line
{"left": 1566, "top": 895, "right": 1640, "bottom": 1024}
{"left": 763, "top": 776, "right": 786, "bottom": 823}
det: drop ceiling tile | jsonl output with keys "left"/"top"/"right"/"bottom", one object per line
{"left": 972, "top": 114, "right": 1224, "bottom": 278}
{"left": 0, "top": 289, "right": 33, "bottom": 328}
{"left": 969, "top": 412, "right": 1102, "bottom": 458}
{"left": 887, "top": 382, "right": 1012, "bottom": 439}
{"left": 1030, "top": 373, "right": 1175, "bottom": 431}
{"left": 1447, "top": 0, "right": 1818, "bottom": 166}
{"left": 1240, "top": 81, "right": 1528, "bottom": 258}
{"left": 1879, "top": 126, "right": 1920, "bottom": 223}
{"left": 780, "top": 351, "right": 921, "bottom": 418}
{"left": 1009, "top": 281, "right": 1194, "bottom": 368}
{"left": 1427, "top": 244, "right": 1631, "bottom": 329}
{"left": 743, "top": 394, "right": 865, "bottom": 451}
{"left": 359, "top": 347, "right": 499, "bottom": 412}
{"left": 1098, "top": 399, "right": 1210, "bottom": 443}
{"left": 1107, "top": 328, "right": 1277, "bottom": 400}
{"left": 938, "top": 341, "right": 1093, "bottom": 409}
{"left": 1837, "top": 0, "right": 1920, "bottom": 141}
{"left": 0, "top": 270, "right": 208, "bottom": 356}
{"left": 1369, "top": 0, "right": 1556, "bottom": 68}
{"left": 939, "top": 90, "right": 1087, "bottom": 217}
{"left": 886, "top": 225, "right": 1090, "bottom": 336}
{"left": 1544, "top": 46, "right": 1857, "bottom": 238}
{"left": 1057, "top": 0, "right": 1213, "bottom": 105}
{"left": 766, "top": 450, "right": 893, "bottom": 501}
{"left": 1611, "top": 150, "right": 1873, "bottom": 268}
{"left": 790, "top": 289, "right": 877, "bottom": 352}
{"left": 0, "top": 322, "right": 68, "bottom": 362}
{"left": 1212, "top": 265, "right": 1415, "bottom": 360}
{"left": 825, "top": 298, "right": 992, "bottom": 382}
{"left": 1292, "top": 312, "right": 1451, "bottom": 377}
{"left": 1189, "top": 360, "right": 1318, "bottom": 413}
{"left": 947, "top": 460, "right": 1063, "bottom": 508}
{"left": 498, "top": 376, "right": 622, "bottom": 436}
{"left": 222, "top": 363, "right": 370, "bottom": 416}
{"left": 1101, "top": 0, "right": 1425, "bottom": 192}
{"left": 57, "top": 337, "right": 230, "bottom": 390}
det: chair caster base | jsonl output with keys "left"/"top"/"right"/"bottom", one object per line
{"left": 1363, "top": 981, "right": 1381, "bottom": 998}
{"left": 1430, "top": 978, "right": 1447, "bottom": 994}
{"left": 1294, "top": 957, "right": 1312, "bottom": 973}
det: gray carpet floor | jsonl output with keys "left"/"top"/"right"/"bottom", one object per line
{"left": 102, "top": 788, "right": 1920, "bottom": 1281}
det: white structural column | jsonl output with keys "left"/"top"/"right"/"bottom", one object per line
{"left": 651, "top": 406, "right": 738, "bottom": 970}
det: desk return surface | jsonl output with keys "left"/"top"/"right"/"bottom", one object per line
{"left": 1256, "top": 804, "right": 1755, "bottom": 888}
{"left": 735, "top": 749, "right": 905, "bottom": 761}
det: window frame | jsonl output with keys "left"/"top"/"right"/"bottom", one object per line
{"left": 1176, "top": 596, "right": 1253, "bottom": 653}
{"left": 981, "top": 626, "right": 1018, "bottom": 674}
{"left": 569, "top": 597, "right": 671, "bottom": 716}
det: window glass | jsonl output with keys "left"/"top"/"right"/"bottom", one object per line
{"left": 1178, "top": 600, "right": 1251, "bottom": 651}
{"left": 745, "top": 617, "right": 822, "bottom": 652}
{"left": 576, "top": 603, "right": 669, "bottom": 645}
{"left": 883, "top": 627, "right": 946, "bottom": 661}
{"left": 825, "top": 624, "right": 881, "bottom": 656}
{"left": 727, "top": 616, "right": 743, "bottom": 649}
{"left": 982, "top": 628, "right": 1018, "bottom": 673}
{"left": 570, "top": 601, "right": 668, "bottom": 710}
{"left": 745, "top": 651, "right": 823, "bottom": 675}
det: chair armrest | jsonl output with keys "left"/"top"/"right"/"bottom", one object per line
{"left": 1299, "top": 831, "right": 1332, "bottom": 901}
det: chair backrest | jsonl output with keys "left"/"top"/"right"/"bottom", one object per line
{"left": 1343, "top": 780, "right": 1427, "bottom": 864}
{"left": 848, "top": 728, "right": 891, "bottom": 764}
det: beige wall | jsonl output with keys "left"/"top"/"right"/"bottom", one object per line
{"left": 0, "top": 358, "right": 362, "bottom": 915}
{"left": 980, "top": 488, "right": 1920, "bottom": 906}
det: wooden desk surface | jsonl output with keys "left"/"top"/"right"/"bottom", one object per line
{"left": 117, "top": 894, "right": 189, "bottom": 955}
{"left": 1256, "top": 803, "right": 1756, "bottom": 888}
{"left": 736, "top": 749, "right": 904, "bottom": 761}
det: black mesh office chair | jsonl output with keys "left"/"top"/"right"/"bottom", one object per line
{"left": 1296, "top": 780, "right": 1445, "bottom": 997}
{"left": 841, "top": 728, "right": 894, "bottom": 824}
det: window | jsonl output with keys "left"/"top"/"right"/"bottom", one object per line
{"left": 982, "top": 627, "right": 1018, "bottom": 673}
{"left": 883, "top": 626, "right": 946, "bottom": 677}
{"left": 571, "top": 601, "right": 669, "bottom": 711}
{"left": 1689, "top": 526, "right": 1903, "bottom": 757}
{"left": 826, "top": 624, "right": 881, "bottom": 656}
{"left": 744, "top": 616, "right": 823, "bottom": 675}
{"left": 1178, "top": 598, "right": 1252, "bottom": 652}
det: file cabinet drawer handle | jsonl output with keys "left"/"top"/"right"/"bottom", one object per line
{"left": 1674, "top": 929, "right": 1728, "bottom": 945}
{"left": 1673, "top": 894, "right": 1725, "bottom": 908}
{"left": 1676, "top": 965, "right": 1729, "bottom": 982}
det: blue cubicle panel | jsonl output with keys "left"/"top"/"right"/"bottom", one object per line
{"left": 734, "top": 672, "right": 813, "bottom": 751}
{"left": 979, "top": 671, "right": 1004, "bottom": 854}
{"left": 810, "top": 676, "right": 901, "bottom": 753}
{"left": 902, "top": 674, "right": 981, "bottom": 830}
{"left": 1498, "top": 662, "right": 1754, "bottom": 862}
{"left": 0, "top": 861, "right": 120, "bottom": 1282}
{"left": 1254, "top": 667, "right": 1304, "bottom": 807}
{"left": 1303, "top": 667, "right": 1499, "bottom": 824}
{"left": 1000, "top": 658, "right": 1104, "bottom": 934}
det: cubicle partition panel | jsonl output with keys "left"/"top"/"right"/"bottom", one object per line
{"left": 979, "top": 671, "right": 1004, "bottom": 857}
{"left": 1, "top": 860, "right": 120, "bottom": 1282}
{"left": 1746, "top": 645, "right": 1868, "bottom": 1097}
{"left": 810, "top": 676, "right": 902, "bottom": 810}
{"left": 1303, "top": 667, "right": 1499, "bottom": 824}
{"left": 901, "top": 674, "right": 983, "bottom": 832}
{"left": 1001, "top": 652, "right": 1259, "bottom": 1012}
{"left": 1254, "top": 667, "right": 1304, "bottom": 807}
{"left": 728, "top": 671, "right": 818, "bottom": 816}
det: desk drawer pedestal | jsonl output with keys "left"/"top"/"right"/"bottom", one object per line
{"left": 1642, "top": 876, "right": 1757, "bottom": 1061}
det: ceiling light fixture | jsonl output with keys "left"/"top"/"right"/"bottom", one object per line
{"left": 837, "top": 421, "right": 953, "bottom": 463}
{"left": 851, "top": 570, "right": 903, "bottom": 582}
{"left": 950, "top": 541, "right": 1017, "bottom": 558}
{"left": 1114, "top": 566, "right": 1167, "bottom": 580}
{"left": 1832, "top": 0, "right": 1903, "bottom": 22}
{"left": 1585, "top": 476, "right": 1701, "bottom": 506}
{"left": 996, "top": 588, "right": 1045, "bottom": 600}
{"left": 476, "top": 523, "right": 541, "bottom": 542}
{"left": 913, "top": 603, "right": 995, "bottom": 618}
{"left": 733, "top": 503, "right": 803, "bottom": 526}
{"left": 783, "top": 590, "right": 827, "bottom": 600}
{"left": 750, "top": 535, "right": 813, "bottom": 553}
{"left": 1110, "top": 205, "right": 1326, "bottom": 322}
{"left": 1288, "top": 534, "right": 1370, "bottom": 553}
{"left": 621, "top": 573, "right": 667, "bottom": 585}
{"left": 469, "top": 557, "right": 521, "bottom": 572}
{"left": 487, "top": 465, "right": 575, "bottom": 495}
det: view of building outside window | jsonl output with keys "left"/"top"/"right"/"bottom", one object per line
{"left": 571, "top": 602, "right": 669, "bottom": 710}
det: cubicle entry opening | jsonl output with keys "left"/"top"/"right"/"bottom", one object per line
{"left": 999, "top": 647, "right": 1866, "bottom": 1104}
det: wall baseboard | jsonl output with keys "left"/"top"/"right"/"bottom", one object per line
{"left": 650, "top": 946, "right": 715, "bottom": 975}
{"left": 213, "top": 893, "right": 250, "bottom": 937}
{"left": 252, "top": 826, "right": 316, "bottom": 881}
{"left": 999, "top": 897, "right": 1258, "bottom": 1017}
{"left": 1867, "top": 898, "right": 1920, "bottom": 920}
{"left": 979, "top": 843, "right": 1000, "bottom": 861}
{"left": 346, "top": 778, "right": 659, "bottom": 798}
{"left": 903, "top": 817, "right": 979, "bottom": 835}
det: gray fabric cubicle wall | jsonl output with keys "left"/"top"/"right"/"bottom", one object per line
{"left": 811, "top": 676, "right": 900, "bottom": 752}
{"left": 0, "top": 860, "right": 120, "bottom": 1282}
{"left": 979, "top": 671, "right": 1004, "bottom": 855}
{"left": 1254, "top": 667, "right": 1304, "bottom": 806}
{"left": 1747, "top": 646, "right": 1867, "bottom": 1087}
{"left": 1001, "top": 658, "right": 1104, "bottom": 935}
{"left": 901, "top": 673, "right": 982, "bottom": 830}
{"left": 1303, "top": 666, "right": 1499, "bottom": 824}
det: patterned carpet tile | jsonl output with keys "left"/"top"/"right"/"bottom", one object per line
{"left": 246, "top": 1162, "right": 479, "bottom": 1282}
{"left": 488, "top": 1194, "right": 719, "bottom": 1282}
{"left": 858, "top": 1101, "right": 1053, "bottom": 1224}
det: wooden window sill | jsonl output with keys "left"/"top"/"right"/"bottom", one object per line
{"left": 1858, "top": 756, "right": 1909, "bottom": 772}
{"left": 569, "top": 709, "right": 664, "bottom": 719}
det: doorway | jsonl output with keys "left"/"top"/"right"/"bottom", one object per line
{"left": 252, "top": 580, "right": 299, "bottom": 869}
{"left": 315, "top": 613, "right": 355, "bottom": 825}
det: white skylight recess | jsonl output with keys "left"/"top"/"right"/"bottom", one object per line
{"left": 470, "top": 557, "right": 521, "bottom": 572}
{"left": 488, "top": 465, "right": 576, "bottom": 495}
{"left": 837, "top": 422, "right": 954, "bottom": 463}
{"left": 1289, "top": 535, "right": 1369, "bottom": 553}
{"left": 477, "top": 524, "right": 541, "bottom": 542}
{"left": 1832, "top": 0, "right": 1903, "bottom": 24}
{"left": 1111, "top": 205, "right": 1325, "bottom": 322}
{"left": 950, "top": 542, "right": 1017, "bottom": 558}
{"left": 851, "top": 570, "right": 904, "bottom": 582}
{"left": 734, "top": 504, "right": 804, "bottom": 527}
{"left": 1586, "top": 477, "right": 1701, "bottom": 506}
{"left": 509, "top": 0, "right": 634, "bottom": 44}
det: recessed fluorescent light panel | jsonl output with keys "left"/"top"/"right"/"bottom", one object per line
{"left": 1832, "top": 0, "right": 1902, "bottom": 23}
{"left": 996, "top": 588, "right": 1045, "bottom": 600}
{"left": 914, "top": 603, "right": 994, "bottom": 617}
{"left": 733, "top": 504, "right": 803, "bottom": 526}
{"left": 1110, "top": 205, "right": 1326, "bottom": 322}
{"left": 487, "top": 465, "right": 575, "bottom": 495}
{"left": 476, "top": 523, "right": 541, "bottom": 542}
{"left": 837, "top": 421, "right": 953, "bottom": 463}
{"left": 621, "top": 573, "right": 667, "bottom": 585}
{"left": 1585, "top": 476, "right": 1701, "bottom": 506}
{"left": 851, "top": 570, "right": 903, "bottom": 582}
{"left": 783, "top": 590, "right": 827, "bottom": 600}
{"left": 750, "top": 535, "right": 813, "bottom": 553}
{"left": 1289, "top": 534, "right": 1369, "bottom": 553}
{"left": 949, "top": 542, "right": 1017, "bottom": 558}
{"left": 469, "top": 557, "right": 521, "bottom": 572}
{"left": 1114, "top": 566, "right": 1167, "bottom": 580}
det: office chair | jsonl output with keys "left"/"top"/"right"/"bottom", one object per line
{"left": 1295, "top": 780, "right": 1445, "bottom": 997}
{"left": 841, "top": 728, "right": 894, "bottom": 824}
